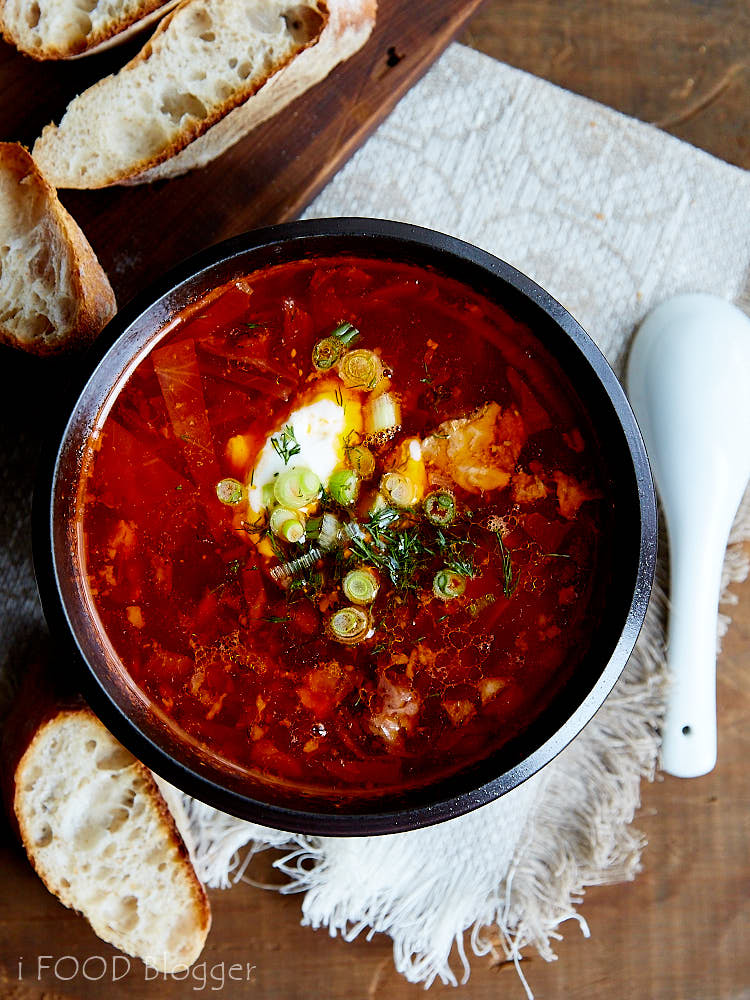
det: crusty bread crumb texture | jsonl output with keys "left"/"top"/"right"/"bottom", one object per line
{"left": 0, "top": 0, "right": 179, "bottom": 59}
{"left": 0, "top": 143, "right": 116, "bottom": 355}
{"left": 13, "top": 708, "right": 210, "bottom": 972}
{"left": 33, "top": 0, "right": 377, "bottom": 188}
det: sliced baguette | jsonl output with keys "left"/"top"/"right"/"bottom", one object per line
{"left": 137, "top": 0, "right": 376, "bottom": 183}
{"left": 0, "top": 0, "right": 179, "bottom": 60}
{"left": 0, "top": 143, "right": 116, "bottom": 355}
{"left": 4, "top": 699, "right": 210, "bottom": 972}
{"left": 32, "top": 0, "right": 376, "bottom": 189}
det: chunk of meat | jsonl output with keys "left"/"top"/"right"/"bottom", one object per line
{"left": 422, "top": 402, "right": 526, "bottom": 493}
{"left": 553, "top": 471, "right": 601, "bottom": 519}
{"left": 370, "top": 676, "right": 420, "bottom": 744}
{"left": 442, "top": 698, "right": 476, "bottom": 726}
{"left": 298, "top": 661, "right": 347, "bottom": 716}
{"left": 512, "top": 470, "right": 548, "bottom": 504}
{"left": 478, "top": 676, "right": 507, "bottom": 704}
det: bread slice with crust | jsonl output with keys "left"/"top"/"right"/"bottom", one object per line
{"left": 0, "top": 143, "right": 116, "bottom": 355}
{"left": 32, "top": 0, "right": 377, "bottom": 189}
{"left": 0, "top": 0, "right": 179, "bottom": 60}
{"left": 5, "top": 702, "right": 211, "bottom": 972}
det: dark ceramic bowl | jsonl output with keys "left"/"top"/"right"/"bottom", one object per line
{"left": 34, "top": 218, "right": 656, "bottom": 835}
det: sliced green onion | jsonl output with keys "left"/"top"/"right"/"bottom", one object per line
{"left": 364, "top": 391, "right": 402, "bottom": 440}
{"left": 347, "top": 444, "right": 376, "bottom": 479}
{"left": 327, "top": 606, "right": 372, "bottom": 645}
{"left": 433, "top": 568, "right": 467, "bottom": 601}
{"left": 343, "top": 568, "right": 379, "bottom": 605}
{"left": 338, "top": 350, "right": 383, "bottom": 391}
{"left": 318, "top": 512, "right": 342, "bottom": 550}
{"left": 329, "top": 468, "right": 360, "bottom": 506}
{"left": 261, "top": 482, "right": 276, "bottom": 509}
{"left": 216, "top": 478, "right": 244, "bottom": 505}
{"left": 381, "top": 471, "right": 418, "bottom": 508}
{"left": 312, "top": 337, "right": 343, "bottom": 371}
{"left": 274, "top": 467, "right": 321, "bottom": 508}
{"left": 329, "top": 321, "right": 359, "bottom": 345}
{"left": 270, "top": 507, "right": 305, "bottom": 543}
{"left": 270, "top": 546, "right": 321, "bottom": 583}
{"left": 305, "top": 515, "right": 322, "bottom": 540}
{"left": 424, "top": 489, "right": 456, "bottom": 527}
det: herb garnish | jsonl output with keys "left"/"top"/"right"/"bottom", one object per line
{"left": 350, "top": 523, "right": 430, "bottom": 591}
{"left": 239, "top": 515, "right": 267, "bottom": 535}
{"left": 330, "top": 321, "right": 359, "bottom": 345}
{"left": 495, "top": 530, "right": 519, "bottom": 598}
{"left": 349, "top": 507, "right": 479, "bottom": 592}
{"left": 444, "top": 554, "right": 475, "bottom": 579}
{"left": 270, "top": 424, "right": 301, "bottom": 465}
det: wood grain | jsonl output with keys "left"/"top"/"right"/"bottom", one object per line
{"left": 461, "top": 0, "right": 750, "bottom": 170}
{"left": 1, "top": 1, "right": 749, "bottom": 998}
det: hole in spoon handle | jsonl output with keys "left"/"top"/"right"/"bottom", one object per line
{"left": 661, "top": 545, "right": 720, "bottom": 779}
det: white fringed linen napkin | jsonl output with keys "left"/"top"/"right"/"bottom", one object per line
{"left": 178, "top": 44, "right": 750, "bottom": 991}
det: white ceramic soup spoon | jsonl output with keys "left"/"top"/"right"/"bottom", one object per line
{"left": 627, "top": 293, "right": 750, "bottom": 778}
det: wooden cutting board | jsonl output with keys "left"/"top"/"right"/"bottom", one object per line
{"left": 0, "top": 0, "right": 485, "bottom": 307}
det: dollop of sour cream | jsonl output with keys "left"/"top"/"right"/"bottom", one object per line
{"left": 247, "top": 395, "right": 357, "bottom": 513}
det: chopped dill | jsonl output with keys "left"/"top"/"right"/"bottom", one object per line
{"left": 495, "top": 530, "right": 520, "bottom": 598}
{"left": 240, "top": 515, "right": 267, "bottom": 535}
{"left": 268, "top": 532, "right": 286, "bottom": 561}
{"left": 287, "top": 571, "right": 324, "bottom": 602}
{"left": 367, "top": 505, "right": 401, "bottom": 541}
{"left": 261, "top": 615, "right": 290, "bottom": 624}
{"left": 420, "top": 360, "right": 433, "bottom": 384}
{"left": 444, "top": 554, "right": 475, "bottom": 579}
{"left": 270, "top": 424, "right": 301, "bottom": 465}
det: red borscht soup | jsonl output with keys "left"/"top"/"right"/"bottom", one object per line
{"left": 76, "top": 256, "right": 609, "bottom": 796}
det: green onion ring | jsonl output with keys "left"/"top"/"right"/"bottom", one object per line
{"left": 312, "top": 337, "right": 343, "bottom": 371}
{"left": 329, "top": 468, "right": 360, "bottom": 506}
{"left": 273, "top": 467, "right": 321, "bottom": 508}
{"left": 216, "top": 478, "right": 244, "bottom": 505}
{"left": 327, "top": 606, "right": 372, "bottom": 645}
{"left": 338, "top": 349, "right": 383, "bottom": 391}
{"left": 342, "top": 568, "right": 379, "bottom": 605}
{"left": 347, "top": 444, "right": 376, "bottom": 479}
{"left": 381, "top": 471, "right": 418, "bottom": 508}
{"left": 269, "top": 507, "right": 305, "bottom": 543}
{"left": 433, "top": 568, "right": 467, "bottom": 601}
{"left": 424, "top": 489, "right": 456, "bottom": 526}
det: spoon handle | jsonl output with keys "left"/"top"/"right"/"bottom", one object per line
{"left": 661, "top": 525, "right": 724, "bottom": 777}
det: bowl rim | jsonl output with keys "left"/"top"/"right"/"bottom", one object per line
{"left": 33, "top": 217, "right": 657, "bottom": 836}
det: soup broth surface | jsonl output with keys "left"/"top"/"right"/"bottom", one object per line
{"left": 78, "top": 256, "right": 610, "bottom": 795}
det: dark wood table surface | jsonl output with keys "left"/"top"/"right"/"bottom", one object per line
{"left": 1, "top": 2, "right": 749, "bottom": 998}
